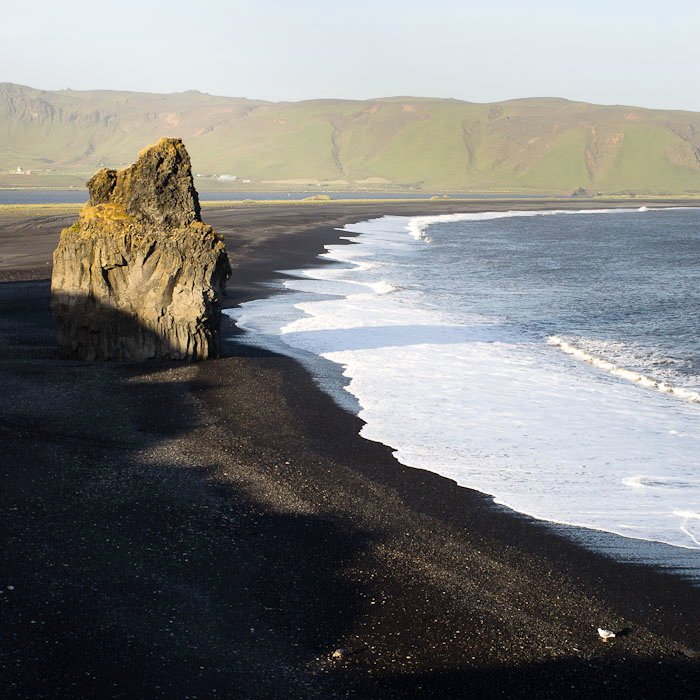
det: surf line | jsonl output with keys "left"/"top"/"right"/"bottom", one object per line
{"left": 404, "top": 206, "right": 659, "bottom": 242}
{"left": 547, "top": 336, "right": 700, "bottom": 403}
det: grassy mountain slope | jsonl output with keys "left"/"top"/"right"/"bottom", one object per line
{"left": 2, "top": 83, "right": 700, "bottom": 193}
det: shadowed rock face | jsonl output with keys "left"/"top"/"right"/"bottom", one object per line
{"left": 51, "top": 138, "right": 230, "bottom": 361}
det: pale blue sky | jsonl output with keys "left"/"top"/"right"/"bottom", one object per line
{"left": 3, "top": 0, "right": 699, "bottom": 110}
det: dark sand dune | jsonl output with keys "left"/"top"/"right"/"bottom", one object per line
{"left": 1, "top": 201, "right": 698, "bottom": 698}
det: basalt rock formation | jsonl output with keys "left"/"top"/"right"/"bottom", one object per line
{"left": 51, "top": 137, "right": 231, "bottom": 360}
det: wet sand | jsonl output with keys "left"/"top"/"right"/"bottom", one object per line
{"left": 1, "top": 200, "right": 698, "bottom": 698}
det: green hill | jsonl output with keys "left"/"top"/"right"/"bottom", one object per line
{"left": 2, "top": 83, "right": 700, "bottom": 193}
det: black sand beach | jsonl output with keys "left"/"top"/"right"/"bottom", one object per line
{"left": 1, "top": 200, "right": 698, "bottom": 699}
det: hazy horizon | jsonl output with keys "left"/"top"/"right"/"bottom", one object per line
{"left": 3, "top": 0, "right": 699, "bottom": 113}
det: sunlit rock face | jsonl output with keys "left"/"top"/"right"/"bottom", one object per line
{"left": 51, "top": 138, "right": 231, "bottom": 361}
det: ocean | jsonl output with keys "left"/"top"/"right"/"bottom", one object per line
{"left": 225, "top": 208, "right": 700, "bottom": 579}
{"left": 0, "top": 189, "right": 550, "bottom": 205}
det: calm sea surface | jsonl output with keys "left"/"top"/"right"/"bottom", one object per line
{"left": 228, "top": 208, "right": 700, "bottom": 579}
{"left": 0, "top": 189, "right": 549, "bottom": 205}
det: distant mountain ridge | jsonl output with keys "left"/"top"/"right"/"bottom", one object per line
{"left": 2, "top": 82, "right": 700, "bottom": 193}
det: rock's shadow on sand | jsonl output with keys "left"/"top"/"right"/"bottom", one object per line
{"left": 0, "top": 280, "right": 376, "bottom": 698}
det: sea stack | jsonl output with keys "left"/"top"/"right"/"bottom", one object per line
{"left": 51, "top": 137, "right": 231, "bottom": 360}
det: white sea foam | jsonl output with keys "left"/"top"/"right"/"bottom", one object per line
{"left": 364, "top": 280, "right": 399, "bottom": 294}
{"left": 228, "top": 210, "right": 700, "bottom": 559}
{"left": 405, "top": 207, "right": 654, "bottom": 241}
{"left": 547, "top": 335, "right": 700, "bottom": 402}
{"left": 622, "top": 475, "right": 700, "bottom": 489}
{"left": 675, "top": 511, "right": 700, "bottom": 546}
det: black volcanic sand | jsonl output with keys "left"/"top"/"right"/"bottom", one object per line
{"left": 1, "top": 200, "right": 698, "bottom": 699}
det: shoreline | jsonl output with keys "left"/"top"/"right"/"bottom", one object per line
{"left": 1, "top": 201, "right": 698, "bottom": 698}
{"left": 234, "top": 210, "right": 700, "bottom": 578}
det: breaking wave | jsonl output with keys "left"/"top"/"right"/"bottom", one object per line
{"left": 547, "top": 335, "right": 700, "bottom": 403}
{"left": 405, "top": 207, "right": 659, "bottom": 241}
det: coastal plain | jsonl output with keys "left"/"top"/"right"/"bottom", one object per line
{"left": 1, "top": 200, "right": 699, "bottom": 698}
